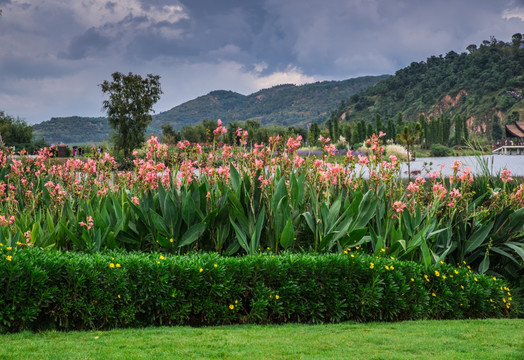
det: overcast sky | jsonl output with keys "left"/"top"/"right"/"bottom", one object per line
{"left": 1, "top": 0, "right": 523, "bottom": 125}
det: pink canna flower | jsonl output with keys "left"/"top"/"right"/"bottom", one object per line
{"left": 500, "top": 168, "right": 513, "bottom": 183}
{"left": 392, "top": 201, "right": 406, "bottom": 213}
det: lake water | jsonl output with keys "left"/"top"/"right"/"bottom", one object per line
{"left": 398, "top": 155, "right": 524, "bottom": 178}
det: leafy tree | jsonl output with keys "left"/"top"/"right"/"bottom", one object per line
{"left": 161, "top": 123, "right": 181, "bottom": 144}
{"left": 100, "top": 72, "right": 162, "bottom": 158}
{"left": 0, "top": 111, "right": 34, "bottom": 150}
{"left": 397, "top": 122, "right": 422, "bottom": 181}
{"left": 512, "top": 33, "right": 522, "bottom": 47}
{"left": 308, "top": 123, "right": 320, "bottom": 146}
{"left": 386, "top": 118, "right": 396, "bottom": 141}
{"left": 463, "top": 116, "right": 469, "bottom": 143}
{"left": 491, "top": 114, "right": 503, "bottom": 141}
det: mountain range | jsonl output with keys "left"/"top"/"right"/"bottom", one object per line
{"left": 32, "top": 76, "right": 388, "bottom": 145}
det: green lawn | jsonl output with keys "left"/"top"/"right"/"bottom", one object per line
{"left": 1, "top": 319, "right": 523, "bottom": 359}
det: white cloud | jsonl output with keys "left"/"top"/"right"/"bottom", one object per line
{"left": 502, "top": 7, "right": 524, "bottom": 21}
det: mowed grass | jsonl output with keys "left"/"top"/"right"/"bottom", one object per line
{"left": 1, "top": 319, "right": 522, "bottom": 360}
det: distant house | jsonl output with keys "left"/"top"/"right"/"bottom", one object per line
{"left": 506, "top": 120, "right": 524, "bottom": 138}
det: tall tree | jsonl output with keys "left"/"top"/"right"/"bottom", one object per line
{"left": 463, "top": 116, "right": 469, "bottom": 143}
{"left": 491, "top": 114, "right": 503, "bottom": 141}
{"left": 397, "top": 122, "right": 422, "bottom": 181}
{"left": 100, "top": 72, "right": 162, "bottom": 158}
{"left": 308, "top": 122, "right": 320, "bottom": 147}
{"left": 454, "top": 115, "right": 463, "bottom": 146}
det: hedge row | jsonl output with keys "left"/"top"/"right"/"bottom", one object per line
{"left": 0, "top": 246, "right": 515, "bottom": 332}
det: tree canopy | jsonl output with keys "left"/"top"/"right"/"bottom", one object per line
{"left": 100, "top": 72, "right": 162, "bottom": 158}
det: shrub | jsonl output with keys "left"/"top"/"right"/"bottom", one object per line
{"left": 0, "top": 247, "right": 515, "bottom": 333}
{"left": 385, "top": 144, "right": 408, "bottom": 161}
{"left": 430, "top": 144, "right": 452, "bottom": 157}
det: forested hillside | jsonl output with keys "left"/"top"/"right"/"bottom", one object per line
{"left": 32, "top": 76, "right": 388, "bottom": 144}
{"left": 340, "top": 35, "right": 524, "bottom": 137}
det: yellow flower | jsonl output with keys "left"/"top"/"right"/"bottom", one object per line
{"left": 442, "top": 275, "right": 446, "bottom": 280}
{"left": 474, "top": 277, "right": 478, "bottom": 282}
{"left": 16, "top": 241, "right": 21, "bottom": 246}
{"left": 380, "top": 248, "right": 385, "bottom": 252}
{"left": 199, "top": 268, "right": 203, "bottom": 273}
{"left": 410, "top": 278, "right": 415, "bottom": 282}
{"left": 344, "top": 250, "right": 348, "bottom": 254}
{"left": 432, "top": 293, "right": 436, "bottom": 297}
{"left": 370, "top": 263, "right": 375, "bottom": 269}
{"left": 424, "top": 275, "right": 430, "bottom": 282}
{"left": 6, "top": 247, "right": 12, "bottom": 250}
{"left": 390, "top": 256, "right": 395, "bottom": 260}
{"left": 461, "top": 285, "right": 464, "bottom": 290}
{"left": 109, "top": 263, "right": 115, "bottom": 268}
{"left": 434, "top": 270, "right": 440, "bottom": 277}
{"left": 214, "top": 264, "right": 218, "bottom": 268}
{"left": 118, "top": 294, "right": 121, "bottom": 299}
{"left": 6, "top": 255, "right": 12, "bottom": 261}
{"left": 390, "top": 266, "right": 394, "bottom": 270}
{"left": 454, "top": 270, "right": 459, "bottom": 274}
{"left": 439, "top": 261, "right": 444, "bottom": 264}
{"left": 235, "top": 300, "right": 238, "bottom": 304}
{"left": 490, "top": 299, "right": 494, "bottom": 303}
{"left": 169, "top": 238, "right": 174, "bottom": 243}
{"left": 350, "top": 254, "right": 354, "bottom": 258}
{"left": 159, "top": 255, "right": 165, "bottom": 260}
{"left": 275, "top": 295, "right": 280, "bottom": 300}
{"left": 157, "top": 261, "right": 160, "bottom": 264}
{"left": 229, "top": 304, "right": 234, "bottom": 310}
{"left": 492, "top": 277, "right": 497, "bottom": 281}
{"left": 385, "top": 265, "right": 390, "bottom": 270}
{"left": 116, "top": 263, "right": 121, "bottom": 268}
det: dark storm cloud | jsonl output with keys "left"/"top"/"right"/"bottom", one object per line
{"left": 1, "top": 0, "right": 524, "bottom": 124}
{"left": 61, "top": 27, "right": 112, "bottom": 60}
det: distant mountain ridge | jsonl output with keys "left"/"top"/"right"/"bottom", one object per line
{"left": 32, "top": 76, "right": 389, "bottom": 144}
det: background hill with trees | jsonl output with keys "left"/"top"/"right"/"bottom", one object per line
{"left": 335, "top": 35, "right": 524, "bottom": 147}
{"left": 32, "top": 76, "right": 388, "bottom": 145}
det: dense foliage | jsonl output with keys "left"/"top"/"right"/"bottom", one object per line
{"left": 0, "top": 248, "right": 514, "bottom": 332}
{"left": 342, "top": 36, "right": 524, "bottom": 140}
{"left": 0, "top": 127, "right": 523, "bottom": 290}
{"left": 0, "top": 111, "right": 46, "bottom": 153}
{"left": 101, "top": 72, "right": 162, "bottom": 159}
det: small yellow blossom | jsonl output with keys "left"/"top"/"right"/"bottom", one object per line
{"left": 214, "top": 264, "right": 218, "bottom": 268}
{"left": 275, "top": 295, "right": 280, "bottom": 300}
{"left": 370, "top": 262, "right": 375, "bottom": 269}
{"left": 390, "top": 266, "right": 394, "bottom": 270}
{"left": 229, "top": 304, "right": 234, "bottom": 310}
{"left": 439, "top": 261, "right": 444, "bottom": 264}
{"left": 116, "top": 263, "right": 121, "bottom": 268}
{"left": 118, "top": 295, "right": 121, "bottom": 299}
{"left": 432, "top": 293, "right": 436, "bottom": 297}
{"left": 474, "top": 277, "right": 478, "bottom": 282}
{"left": 434, "top": 270, "right": 440, "bottom": 277}
{"left": 385, "top": 265, "right": 390, "bottom": 270}
{"left": 390, "top": 256, "right": 395, "bottom": 260}
{"left": 109, "top": 263, "right": 115, "bottom": 268}
{"left": 380, "top": 248, "right": 385, "bottom": 252}
{"left": 411, "top": 278, "right": 415, "bottom": 282}
{"left": 235, "top": 300, "right": 238, "bottom": 304}
{"left": 454, "top": 270, "right": 459, "bottom": 274}
{"left": 424, "top": 275, "right": 430, "bottom": 282}
{"left": 6, "top": 255, "right": 12, "bottom": 261}
{"left": 350, "top": 254, "right": 354, "bottom": 258}
{"left": 159, "top": 255, "right": 165, "bottom": 260}
{"left": 344, "top": 250, "right": 348, "bottom": 254}
{"left": 6, "top": 247, "right": 12, "bottom": 251}
{"left": 199, "top": 268, "right": 203, "bottom": 273}
{"left": 169, "top": 238, "right": 174, "bottom": 243}
{"left": 16, "top": 241, "right": 21, "bottom": 246}
{"left": 442, "top": 275, "right": 446, "bottom": 280}
{"left": 492, "top": 277, "right": 497, "bottom": 281}
{"left": 461, "top": 285, "right": 464, "bottom": 290}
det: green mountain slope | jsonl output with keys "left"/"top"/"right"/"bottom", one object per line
{"left": 340, "top": 37, "right": 524, "bottom": 133}
{"left": 32, "top": 76, "right": 389, "bottom": 144}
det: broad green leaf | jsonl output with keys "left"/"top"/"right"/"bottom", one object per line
{"left": 280, "top": 218, "right": 294, "bottom": 249}
{"left": 465, "top": 222, "right": 494, "bottom": 253}
{"left": 178, "top": 223, "right": 206, "bottom": 248}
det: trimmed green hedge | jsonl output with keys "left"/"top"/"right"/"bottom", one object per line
{"left": 0, "top": 247, "right": 515, "bottom": 332}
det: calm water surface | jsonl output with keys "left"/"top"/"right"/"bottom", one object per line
{"left": 399, "top": 155, "right": 524, "bottom": 177}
